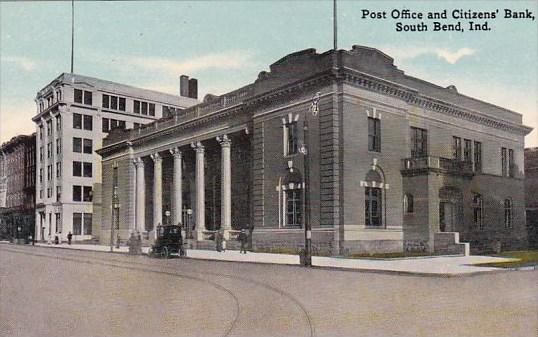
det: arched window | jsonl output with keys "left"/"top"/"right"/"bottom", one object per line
{"left": 403, "top": 193, "right": 414, "bottom": 213}
{"left": 504, "top": 198, "right": 513, "bottom": 229}
{"left": 364, "top": 169, "right": 383, "bottom": 227}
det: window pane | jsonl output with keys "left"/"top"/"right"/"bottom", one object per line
{"left": 118, "top": 97, "right": 126, "bottom": 111}
{"left": 84, "top": 91, "right": 92, "bottom": 105}
{"left": 111, "top": 96, "right": 118, "bottom": 110}
{"left": 141, "top": 102, "right": 148, "bottom": 115}
{"left": 83, "top": 139, "right": 92, "bottom": 154}
{"left": 73, "top": 213, "right": 82, "bottom": 235}
{"left": 149, "top": 103, "right": 155, "bottom": 116}
{"left": 83, "top": 214, "right": 92, "bottom": 235}
{"left": 102, "top": 118, "right": 109, "bottom": 133}
{"left": 73, "top": 185, "right": 82, "bottom": 201}
{"left": 102, "top": 94, "right": 109, "bottom": 108}
{"left": 73, "top": 113, "right": 82, "bottom": 129}
{"left": 83, "top": 162, "right": 92, "bottom": 177}
{"left": 73, "top": 137, "right": 82, "bottom": 152}
{"left": 73, "top": 161, "right": 82, "bottom": 176}
{"left": 134, "top": 100, "right": 140, "bottom": 114}
{"left": 83, "top": 115, "right": 93, "bottom": 130}
{"left": 83, "top": 186, "right": 92, "bottom": 202}
{"left": 74, "top": 89, "right": 83, "bottom": 103}
{"left": 111, "top": 119, "right": 118, "bottom": 129}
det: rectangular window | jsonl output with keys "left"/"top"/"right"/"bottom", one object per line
{"left": 73, "top": 213, "right": 82, "bottom": 235}
{"left": 56, "top": 115, "right": 61, "bottom": 131}
{"left": 149, "top": 103, "right": 155, "bottom": 116}
{"left": 83, "top": 91, "right": 92, "bottom": 105}
{"left": 504, "top": 199, "right": 513, "bottom": 228}
{"left": 473, "top": 193, "right": 484, "bottom": 230}
{"left": 73, "top": 185, "right": 82, "bottom": 201}
{"left": 368, "top": 117, "right": 381, "bottom": 152}
{"left": 56, "top": 139, "right": 61, "bottom": 155}
{"left": 110, "top": 119, "right": 118, "bottom": 130}
{"left": 102, "top": 94, "right": 109, "bottom": 109}
{"left": 141, "top": 102, "right": 148, "bottom": 115}
{"left": 73, "top": 113, "right": 82, "bottom": 129}
{"left": 83, "top": 139, "right": 92, "bottom": 154}
{"left": 83, "top": 213, "right": 92, "bottom": 235}
{"left": 119, "top": 120, "right": 126, "bottom": 129}
{"left": 83, "top": 186, "right": 92, "bottom": 202}
{"left": 453, "top": 136, "right": 462, "bottom": 161}
{"left": 474, "top": 141, "right": 482, "bottom": 172}
{"left": 55, "top": 213, "right": 62, "bottom": 233}
{"left": 56, "top": 162, "right": 61, "bottom": 178}
{"left": 410, "top": 127, "right": 428, "bottom": 158}
{"left": 508, "top": 149, "right": 515, "bottom": 177}
{"left": 56, "top": 186, "right": 61, "bottom": 202}
{"left": 74, "top": 89, "right": 83, "bottom": 103}
{"left": 110, "top": 95, "right": 118, "bottom": 110}
{"left": 83, "top": 162, "right": 92, "bottom": 177}
{"left": 83, "top": 115, "right": 93, "bottom": 131}
{"left": 46, "top": 119, "right": 52, "bottom": 136}
{"left": 501, "top": 147, "right": 507, "bottom": 176}
{"left": 47, "top": 143, "right": 51, "bottom": 158}
{"left": 39, "top": 125, "right": 43, "bottom": 140}
{"left": 39, "top": 168, "right": 43, "bottom": 183}
{"left": 102, "top": 118, "right": 109, "bottom": 133}
{"left": 285, "top": 189, "right": 302, "bottom": 227}
{"left": 365, "top": 187, "right": 382, "bottom": 227}
{"left": 134, "top": 100, "right": 141, "bottom": 114}
{"left": 73, "top": 137, "right": 82, "bottom": 153}
{"left": 73, "top": 161, "right": 82, "bottom": 177}
{"left": 464, "top": 139, "right": 472, "bottom": 162}
{"left": 118, "top": 97, "right": 126, "bottom": 111}
{"left": 285, "top": 122, "right": 298, "bottom": 156}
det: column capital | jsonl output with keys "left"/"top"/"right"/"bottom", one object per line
{"left": 216, "top": 134, "right": 231, "bottom": 147}
{"left": 169, "top": 147, "right": 182, "bottom": 159}
{"left": 150, "top": 153, "right": 162, "bottom": 162}
{"left": 133, "top": 157, "right": 144, "bottom": 167}
{"left": 191, "top": 141, "right": 205, "bottom": 152}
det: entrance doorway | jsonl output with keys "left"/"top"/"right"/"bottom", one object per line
{"left": 439, "top": 202, "right": 455, "bottom": 232}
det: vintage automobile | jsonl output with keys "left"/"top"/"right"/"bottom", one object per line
{"left": 148, "top": 225, "right": 183, "bottom": 258}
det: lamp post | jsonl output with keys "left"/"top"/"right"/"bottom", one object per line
{"left": 299, "top": 92, "right": 321, "bottom": 267}
{"left": 110, "top": 186, "right": 120, "bottom": 252}
{"left": 165, "top": 210, "right": 171, "bottom": 226}
{"left": 186, "top": 208, "right": 193, "bottom": 239}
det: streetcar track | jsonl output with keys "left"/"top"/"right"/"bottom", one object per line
{"left": 1, "top": 245, "right": 315, "bottom": 337}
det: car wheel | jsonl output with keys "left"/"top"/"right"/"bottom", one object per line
{"left": 161, "top": 246, "right": 169, "bottom": 259}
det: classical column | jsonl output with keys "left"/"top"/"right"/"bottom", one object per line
{"left": 134, "top": 158, "right": 145, "bottom": 232}
{"left": 217, "top": 135, "right": 232, "bottom": 239}
{"left": 151, "top": 153, "right": 163, "bottom": 238}
{"left": 169, "top": 148, "right": 183, "bottom": 226}
{"left": 192, "top": 142, "right": 205, "bottom": 239}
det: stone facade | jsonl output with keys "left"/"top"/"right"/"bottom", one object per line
{"left": 98, "top": 46, "right": 532, "bottom": 255}
{"left": 525, "top": 147, "right": 538, "bottom": 248}
{"left": 33, "top": 73, "right": 198, "bottom": 243}
{"left": 0, "top": 134, "right": 36, "bottom": 241}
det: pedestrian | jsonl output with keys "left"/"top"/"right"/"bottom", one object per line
{"left": 215, "top": 229, "right": 223, "bottom": 252}
{"left": 67, "top": 231, "right": 72, "bottom": 245}
{"left": 238, "top": 228, "right": 248, "bottom": 254}
{"left": 178, "top": 225, "right": 185, "bottom": 257}
{"left": 47, "top": 234, "right": 52, "bottom": 245}
{"left": 54, "top": 234, "right": 59, "bottom": 245}
{"left": 29, "top": 234, "right": 34, "bottom": 246}
{"left": 58, "top": 232, "right": 62, "bottom": 244}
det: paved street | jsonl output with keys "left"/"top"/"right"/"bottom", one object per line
{"left": 1, "top": 245, "right": 537, "bottom": 337}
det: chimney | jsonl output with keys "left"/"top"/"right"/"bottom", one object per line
{"left": 188, "top": 78, "right": 198, "bottom": 99}
{"left": 179, "top": 75, "right": 189, "bottom": 97}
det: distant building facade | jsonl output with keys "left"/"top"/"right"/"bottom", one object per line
{"left": 0, "top": 134, "right": 36, "bottom": 241}
{"left": 98, "top": 46, "right": 532, "bottom": 254}
{"left": 525, "top": 147, "right": 538, "bottom": 248}
{"left": 33, "top": 73, "right": 198, "bottom": 242}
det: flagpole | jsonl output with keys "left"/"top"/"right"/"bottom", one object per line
{"left": 333, "top": 0, "right": 337, "bottom": 50}
{"left": 71, "top": 0, "right": 74, "bottom": 73}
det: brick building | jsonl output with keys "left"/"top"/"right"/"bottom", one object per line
{"left": 97, "top": 46, "right": 532, "bottom": 255}
{"left": 33, "top": 73, "right": 198, "bottom": 243}
{"left": 525, "top": 147, "right": 538, "bottom": 248}
{"left": 0, "top": 134, "right": 36, "bottom": 241}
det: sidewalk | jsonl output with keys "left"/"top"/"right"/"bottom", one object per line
{"left": 28, "top": 242, "right": 520, "bottom": 276}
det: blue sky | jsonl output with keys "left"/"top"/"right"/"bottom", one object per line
{"left": 1, "top": 0, "right": 537, "bottom": 146}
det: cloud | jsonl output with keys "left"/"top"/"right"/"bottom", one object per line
{"left": 94, "top": 50, "right": 258, "bottom": 75}
{"left": 0, "top": 56, "right": 37, "bottom": 71}
{"left": 379, "top": 46, "right": 476, "bottom": 64}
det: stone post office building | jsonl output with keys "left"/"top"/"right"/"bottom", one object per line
{"left": 98, "top": 45, "right": 532, "bottom": 255}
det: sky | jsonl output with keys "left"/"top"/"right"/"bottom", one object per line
{"left": 1, "top": 0, "right": 537, "bottom": 146}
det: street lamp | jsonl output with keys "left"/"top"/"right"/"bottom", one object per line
{"left": 110, "top": 186, "right": 120, "bottom": 252}
{"left": 186, "top": 208, "right": 193, "bottom": 239}
{"left": 300, "top": 92, "right": 321, "bottom": 267}
{"left": 165, "top": 210, "right": 171, "bottom": 226}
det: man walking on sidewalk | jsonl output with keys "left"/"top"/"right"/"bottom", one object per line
{"left": 238, "top": 229, "right": 248, "bottom": 254}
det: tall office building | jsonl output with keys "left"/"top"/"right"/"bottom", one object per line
{"left": 33, "top": 73, "right": 198, "bottom": 242}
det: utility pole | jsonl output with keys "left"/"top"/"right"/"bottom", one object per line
{"left": 333, "top": 0, "right": 338, "bottom": 51}
{"left": 71, "top": 0, "right": 74, "bottom": 73}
